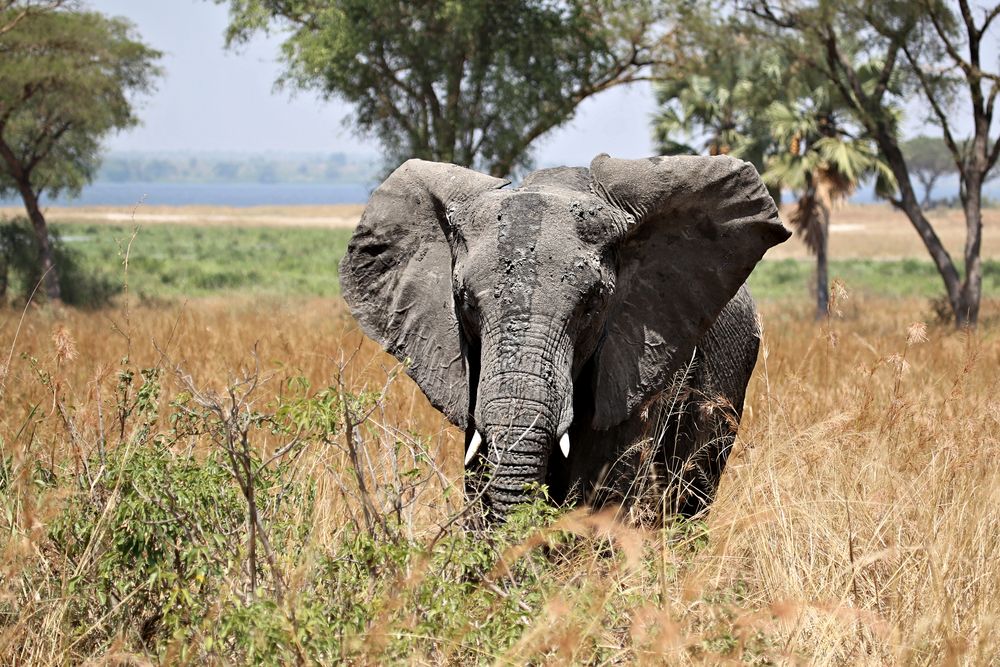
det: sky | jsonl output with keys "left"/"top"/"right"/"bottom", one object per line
{"left": 87, "top": 0, "right": 659, "bottom": 167}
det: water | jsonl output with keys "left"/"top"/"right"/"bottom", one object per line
{"left": 1, "top": 176, "right": 992, "bottom": 208}
{"left": 0, "top": 181, "right": 373, "bottom": 207}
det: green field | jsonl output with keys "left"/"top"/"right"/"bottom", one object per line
{"left": 48, "top": 222, "right": 998, "bottom": 304}
{"left": 53, "top": 223, "right": 353, "bottom": 301}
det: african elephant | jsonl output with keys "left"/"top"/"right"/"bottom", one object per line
{"left": 340, "top": 154, "right": 790, "bottom": 522}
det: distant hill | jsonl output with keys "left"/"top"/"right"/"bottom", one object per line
{"left": 96, "top": 152, "right": 379, "bottom": 185}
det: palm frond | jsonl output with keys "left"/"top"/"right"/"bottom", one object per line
{"left": 788, "top": 186, "right": 828, "bottom": 256}
{"left": 763, "top": 150, "right": 818, "bottom": 190}
{"left": 657, "top": 139, "right": 698, "bottom": 156}
{"left": 765, "top": 101, "right": 818, "bottom": 144}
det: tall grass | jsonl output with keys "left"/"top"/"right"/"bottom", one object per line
{"left": 0, "top": 294, "right": 997, "bottom": 664}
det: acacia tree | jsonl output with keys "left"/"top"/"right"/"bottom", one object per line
{"left": 216, "top": 0, "right": 660, "bottom": 177}
{"left": 0, "top": 7, "right": 160, "bottom": 301}
{"left": 0, "top": 0, "right": 67, "bottom": 35}
{"left": 902, "top": 135, "right": 959, "bottom": 207}
{"left": 746, "top": 0, "right": 1000, "bottom": 328}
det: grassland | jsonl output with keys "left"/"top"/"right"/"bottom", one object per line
{"left": 51, "top": 223, "right": 354, "bottom": 299}
{"left": 10, "top": 210, "right": 998, "bottom": 304}
{"left": 0, "top": 204, "right": 998, "bottom": 664}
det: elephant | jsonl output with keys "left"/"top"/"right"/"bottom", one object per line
{"left": 339, "top": 153, "right": 790, "bottom": 523}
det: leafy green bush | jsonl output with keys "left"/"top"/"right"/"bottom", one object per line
{"left": 0, "top": 217, "right": 120, "bottom": 307}
{"left": 2, "top": 353, "right": 754, "bottom": 664}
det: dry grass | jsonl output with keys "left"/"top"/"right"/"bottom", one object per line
{"left": 767, "top": 203, "right": 1000, "bottom": 260}
{"left": 1, "top": 293, "right": 999, "bottom": 663}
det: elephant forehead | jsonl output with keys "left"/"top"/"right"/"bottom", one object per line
{"left": 462, "top": 192, "right": 596, "bottom": 268}
{"left": 456, "top": 189, "right": 611, "bottom": 296}
{"left": 467, "top": 188, "right": 611, "bottom": 245}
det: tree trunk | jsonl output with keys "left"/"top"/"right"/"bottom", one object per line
{"left": 813, "top": 180, "right": 833, "bottom": 320}
{"left": 17, "top": 182, "right": 61, "bottom": 302}
{"left": 958, "top": 170, "right": 983, "bottom": 327}
{"left": 815, "top": 228, "right": 829, "bottom": 320}
{"left": 877, "top": 132, "right": 963, "bottom": 323}
{"left": 0, "top": 243, "right": 7, "bottom": 302}
{"left": 0, "top": 135, "right": 61, "bottom": 303}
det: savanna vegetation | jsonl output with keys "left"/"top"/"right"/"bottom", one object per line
{"left": 1, "top": 276, "right": 998, "bottom": 663}
{"left": 1, "top": 0, "right": 998, "bottom": 664}
{"left": 0, "top": 3, "right": 159, "bottom": 302}
{"left": 0, "top": 215, "right": 996, "bottom": 306}
{"left": 0, "top": 202, "right": 998, "bottom": 662}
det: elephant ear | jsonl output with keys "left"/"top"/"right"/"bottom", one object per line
{"left": 339, "top": 159, "right": 509, "bottom": 427}
{"left": 588, "top": 153, "right": 790, "bottom": 429}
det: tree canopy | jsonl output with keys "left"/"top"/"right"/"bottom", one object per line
{"left": 652, "top": 4, "right": 895, "bottom": 319}
{"left": 0, "top": 6, "right": 160, "bottom": 300}
{"left": 652, "top": 4, "right": 783, "bottom": 169}
{"left": 216, "top": 0, "right": 659, "bottom": 177}
{"left": 741, "top": 0, "right": 999, "bottom": 327}
{"left": 901, "top": 135, "right": 959, "bottom": 207}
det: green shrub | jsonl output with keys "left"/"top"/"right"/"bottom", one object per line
{"left": 3, "top": 357, "right": 761, "bottom": 664}
{"left": 0, "top": 217, "right": 120, "bottom": 307}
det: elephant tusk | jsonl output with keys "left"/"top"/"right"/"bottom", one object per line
{"left": 559, "top": 432, "right": 570, "bottom": 458}
{"left": 464, "top": 430, "right": 483, "bottom": 465}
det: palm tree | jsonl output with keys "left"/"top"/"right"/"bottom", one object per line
{"left": 652, "top": 41, "right": 781, "bottom": 171}
{"left": 653, "top": 9, "right": 900, "bottom": 320}
{"left": 762, "top": 92, "right": 896, "bottom": 319}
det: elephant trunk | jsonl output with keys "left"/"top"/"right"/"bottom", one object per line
{"left": 475, "top": 327, "right": 574, "bottom": 519}
{"left": 479, "top": 398, "right": 556, "bottom": 517}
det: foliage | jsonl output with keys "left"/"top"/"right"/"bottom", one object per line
{"left": 0, "top": 217, "right": 120, "bottom": 306}
{"left": 652, "top": 3, "right": 784, "bottom": 170}
{"left": 0, "top": 8, "right": 161, "bottom": 201}
{"left": 0, "top": 0, "right": 68, "bottom": 35}
{"left": 0, "top": 5, "right": 160, "bottom": 301}
{"left": 652, "top": 5, "right": 897, "bottom": 318}
{"left": 762, "top": 85, "right": 895, "bottom": 319}
{"left": 216, "top": 0, "right": 659, "bottom": 177}
{"left": 743, "top": 0, "right": 1000, "bottom": 327}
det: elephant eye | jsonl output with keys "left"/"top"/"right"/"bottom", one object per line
{"left": 582, "top": 283, "right": 609, "bottom": 316}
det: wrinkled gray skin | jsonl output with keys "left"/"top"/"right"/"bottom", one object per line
{"left": 340, "top": 154, "right": 790, "bottom": 522}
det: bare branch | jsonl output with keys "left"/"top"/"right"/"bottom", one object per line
{"left": 902, "top": 43, "right": 964, "bottom": 170}
{"left": 982, "top": 4, "right": 1000, "bottom": 34}
{"left": 957, "top": 0, "right": 978, "bottom": 40}
{"left": 924, "top": 1, "right": 974, "bottom": 78}
{"left": 743, "top": 2, "right": 798, "bottom": 29}
{"left": 0, "top": 0, "right": 67, "bottom": 36}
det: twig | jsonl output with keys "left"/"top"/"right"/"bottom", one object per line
{"left": 0, "top": 264, "right": 53, "bottom": 398}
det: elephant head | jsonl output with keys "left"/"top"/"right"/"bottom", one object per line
{"left": 340, "top": 154, "right": 790, "bottom": 519}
